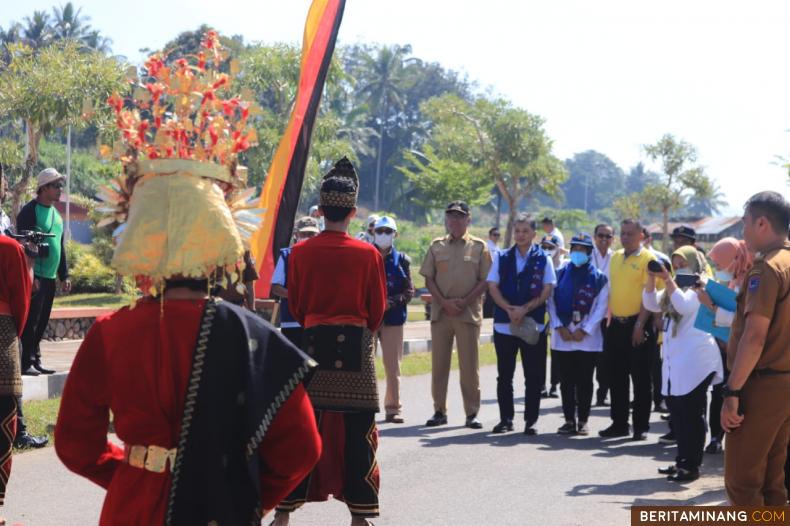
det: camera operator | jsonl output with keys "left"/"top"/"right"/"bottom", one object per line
{"left": 15, "top": 168, "right": 71, "bottom": 377}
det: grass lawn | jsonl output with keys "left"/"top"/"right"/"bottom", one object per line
{"left": 53, "top": 293, "right": 136, "bottom": 309}
{"left": 18, "top": 343, "right": 496, "bottom": 450}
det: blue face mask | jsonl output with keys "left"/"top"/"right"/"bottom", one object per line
{"left": 570, "top": 252, "right": 589, "bottom": 267}
{"left": 715, "top": 270, "right": 733, "bottom": 283}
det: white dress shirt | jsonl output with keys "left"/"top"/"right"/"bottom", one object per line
{"left": 547, "top": 276, "right": 609, "bottom": 352}
{"left": 487, "top": 247, "right": 556, "bottom": 334}
{"left": 591, "top": 247, "right": 612, "bottom": 278}
{"left": 643, "top": 288, "right": 724, "bottom": 397}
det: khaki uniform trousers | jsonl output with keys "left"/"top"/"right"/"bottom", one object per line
{"left": 377, "top": 324, "right": 404, "bottom": 416}
{"left": 430, "top": 315, "right": 481, "bottom": 416}
{"left": 725, "top": 374, "right": 790, "bottom": 505}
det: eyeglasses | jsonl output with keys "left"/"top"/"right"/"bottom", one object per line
{"left": 596, "top": 234, "right": 613, "bottom": 239}
{"left": 374, "top": 228, "right": 394, "bottom": 235}
{"left": 491, "top": 233, "right": 500, "bottom": 238}
{"left": 49, "top": 183, "right": 64, "bottom": 190}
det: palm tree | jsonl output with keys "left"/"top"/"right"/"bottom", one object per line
{"left": 336, "top": 105, "right": 378, "bottom": 158}
{"left": 22, "top": 11, "right": 52, "bottom": 50}
{"left": 82, "top": 29, "right": 112, "bottom": 53}
{"left": 51, "top": 3, "right": 91, "bottom": 41}
{"left": 0, "top": 23, "right": 22, "bottom": 66}
{"left": 357, "top": 44, "right": 412, "bottom": 210}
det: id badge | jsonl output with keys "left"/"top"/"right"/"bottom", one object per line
{"left": 662, "top": 316, "right": 670, "bottom": 333}
{"left": 572, "top": 311, "right": 581, "bottom": 323}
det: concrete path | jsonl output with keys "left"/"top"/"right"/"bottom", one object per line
{"left": 5, "top": 363, "right": 725, "bottom": 526}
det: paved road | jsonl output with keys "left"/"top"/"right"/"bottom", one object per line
{"left": 5, "top": 363, "right": 725, "bottom": 526}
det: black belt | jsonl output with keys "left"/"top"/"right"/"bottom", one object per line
{"left": 751, "top": 368, "right": 790, "bottom": 378}
{"left": 612, "top": 315, "right": 638, "bottom": 324}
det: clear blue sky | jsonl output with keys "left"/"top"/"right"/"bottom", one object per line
{"left": 5, "top": 0, "right": 790, "bottom": 214}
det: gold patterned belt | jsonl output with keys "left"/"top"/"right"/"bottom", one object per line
{"left": 123, "top": 444, "right": 177, "bottom": 474}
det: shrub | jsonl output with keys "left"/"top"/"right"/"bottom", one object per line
{"left": 70, "top": 252, "right": 117, "bottom": 293}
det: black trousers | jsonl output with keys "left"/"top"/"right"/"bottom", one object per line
{"left": 708, "top": 344, "right": 729, "bottom": 441}
{"left": 555, "top": 351, "right": 597, "bottom": 423}
{"left": 604, "top": 318, "right": 655, "bottom": 432}
{"left": 595, "top": 320, "right": 610, "bottom": 402}
{"left": 666, "top": 374, "right": 714, "bottom": 471}
{"left": 494, "top": 331, "right": 545, "bottom": 425}
{"left": 20, "top": 277, "right": 56, "bottom": 369}
{"left": 281, "top": 327, "right": 304, "bottom": 349}
{"left": 651, "top": 342, "right": 663, "bottom": 406}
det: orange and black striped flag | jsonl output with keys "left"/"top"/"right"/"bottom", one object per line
{"left": 252, "top": 0, "right": 346, "bottom": 297}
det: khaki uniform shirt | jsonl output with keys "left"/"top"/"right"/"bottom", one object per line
{"left": 727, "top": 241, "right": 790, "bottom": 372}
{"left": 419, "top": 233, "right": 492, "bottom": 325}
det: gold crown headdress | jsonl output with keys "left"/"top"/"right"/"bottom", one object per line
{"left": 98, "top": 30, "right": 264, "bottom": 293}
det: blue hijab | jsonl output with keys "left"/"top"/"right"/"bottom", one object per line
{"left": 554, "top": 261, "right": 607, "bottom": 326}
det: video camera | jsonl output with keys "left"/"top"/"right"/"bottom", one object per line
{"left": 10, "top": 230, "right": 55, "bottom": 259}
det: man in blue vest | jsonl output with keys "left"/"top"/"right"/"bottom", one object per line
{"left": 487, "top": 213, "right": 556, "bottom": 435}
{"left": 271, "top": 216, "right": 320, "bottom": 346}
{"left": 372, "top": 216, "right": 414, "bottom": 423}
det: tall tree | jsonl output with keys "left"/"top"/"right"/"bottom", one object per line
{"left": 356, "top": 44, "right": 411, "bottom": 211}
{"left": 51, "top": 3, "right": 91, "bottom": 41}
{"left": 641, "top": 134, "right": 718, "bottom": 252}
{"left": 21, "top": 11, "right": 52, "bottom": 50}
{"left": 403, "top": 94, "right": 567, "bottom": 244}
{"left": 0, "top": 41, "right": 126, "bottom": 217}
{"left": 562, "top": 150, "right": 625, "bottom": 212}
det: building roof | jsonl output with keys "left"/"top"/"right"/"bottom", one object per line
{"left": 646, "top": 216, "right": 741, "bottom": 236}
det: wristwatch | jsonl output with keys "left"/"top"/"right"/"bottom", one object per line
{"left": 722, "top": 385, "right": 741, "bottom": 398}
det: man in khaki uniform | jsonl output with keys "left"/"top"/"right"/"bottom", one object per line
{"left": 420, "top": 201, "right": 492, "bottom": 429}
{"left": 721, "top": 191, "right": 790, "bottom": 506}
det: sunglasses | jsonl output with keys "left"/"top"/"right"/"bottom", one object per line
{"left": 375, "top": 228, "right": 394, "bottom": 235}
{"left": 48, "top": 183, "right": 64, "bottom": 190}
{"left": 491, "top": 233, "right": 501, "bottom": 238}
{"left": 596, "top": 234, "right": 613, "bottom": 239}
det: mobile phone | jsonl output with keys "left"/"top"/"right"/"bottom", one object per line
{"left": 675, "top": 273, "right": 701, "bottom": 289}
{"left": 647, "top": 260, "right": 664, "bottom": 273}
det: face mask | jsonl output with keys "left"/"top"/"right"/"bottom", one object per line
{"left": 374, "top": 233, "right": 394, "bottom": 249}
{"left": 570, "top": 252, "right": 589, "bottom": 267}
{"left": 675, "top": 268, "right": 692, "bottom": 275}
{"left": 715, "top": 270, "right": 733, "bottom": 283}
{"left": 545, "top": 249, "right": 556, "bottom": 258}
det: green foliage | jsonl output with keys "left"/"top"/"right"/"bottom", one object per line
{"left": 70, "top": 251, "right": 117, "bottom": 293}
{"left": 36, "top": 139, "right": 120, "bottom": 198}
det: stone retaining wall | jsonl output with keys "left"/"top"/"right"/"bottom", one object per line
{"left": 43, "top": 317, "right": 96, "bottom": 341}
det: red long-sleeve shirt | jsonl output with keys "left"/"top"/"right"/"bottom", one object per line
{"left": 0, "top": 235, "right": 32, "bottom": 335}
{"left": 287, "top": 230, "right": 387, "bottom": 331}
{"left": 55, "top": 299, "right": 321, "bottom": 524}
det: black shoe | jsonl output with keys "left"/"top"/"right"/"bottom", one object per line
{"left": 667, "top": 468, "right": 699, "bottom": 483}
{"left": 33, "top": 362, "right": 55, "bottom": 375}
{"left": 523, "top": 425, "right": 537, "bottom": 436}
{"left": 658, "top": 431, "right": 676, "bottom": 444}
{"left": 548, "top": 386, "right": 559, "bottom": 399}
{"left": 632, "top": 431, "right": 648, "bottom": 441}
{"left": 598, "top": 425, "right": 630, "bottom": 438}
{"left": 654, "top": 401, "right": 669, "bottom": 413}
{"left": 658, "top": 465, "right": 678, "bottom": 475}
{"left": 14, "top": 431, "right": 48, "bottom": 449}
{"left": 21, "top": 366, "right": 40, "bottom": 376}
{"left": 594, "top": 398, "right": 609, "bottom": 407}
{"left": 577, "top": 421, "right": 589, "bottom": 435}
{"left": 385, "top": 414, "right": 404, "bottom": 424}
{"left": 705, "top": 438, "right": 722, "bottom": 454}
{"left": 540, "top": 388, "right": 549, "bottom": 399}
{"left": 492, "top": 420, "right": 513, "bottom": 433}
{"left": 660, "top": 414, "right": 671, "bottom": 421}
{"left": 557, "top": 422, "right": 576, "bottom": 435}
{"left": 425, "top": 412, "right": 447, "bottom": 427}
{"left": 465, "top": 415, "right": 483, "bottom": 429}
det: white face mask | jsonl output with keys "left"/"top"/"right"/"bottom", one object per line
{"left": 375, "top": 233, "right": 394, "bottom": 249}
{"left": 545, "top": 249, "right": 557, "bottom": 258}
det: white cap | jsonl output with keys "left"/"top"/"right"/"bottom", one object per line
{"left": 37, "top": 168, "right": 65, "bottom": 189}
{"left": 374, "top": 216, "right": 397, "bottom": 231}
{"left": 367, "top": 214, "right": 381, "bottom": 226}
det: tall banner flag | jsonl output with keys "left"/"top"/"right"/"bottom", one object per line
{"left": 251, "top": 0, "right": 346, "bottom": 297}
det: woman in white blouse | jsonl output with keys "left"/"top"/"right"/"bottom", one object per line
{"left": 643, "top": 245, "right": 723, "bottom": 483}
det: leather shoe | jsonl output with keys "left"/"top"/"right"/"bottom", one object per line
{"left": 667, "top": 468, "right": 699, "bottom": 483}
{"left": 557, "top": 421, "right": 577, "bottom": 435}
{"left": 492, "top": 420, "right": 513, "bottom": 433}
{"left": 523, "top": 425, "right": 537, "bottom": 436}
{"left": 425, "top": 412, "right": 447, "bottom": 427}
{"left": 658, "top": 465, "right": 677, "bottom": 475}
{"left": 465, "top": 415, "right": 483, "bottom": 429}
{"left": 21, "top": 366, "right": 40, "bottom": 376}
{"left": 598, "top": 425, "right": 630, "bottom": 438}
{"left": 33, "top": 362, "right": 55, "bottom": 375}
{"left": 385, "top": 414, "right": 404, "bottom": 424}
{"left": 14, "top": 431, "right": 48, "bottom": 449}
{"left": 705, "top": 438, "right": 722, "bottom": 454}
{"left": 631, "top": 431, "right": 648, "bottom": 441}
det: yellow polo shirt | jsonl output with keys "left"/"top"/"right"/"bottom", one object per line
{"left": 609, "top": 248, "right": 657, "bottom": 317}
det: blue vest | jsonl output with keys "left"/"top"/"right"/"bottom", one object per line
{"left": 493, "top": 244, "right": 548, "bottom": 325}
{"left": 383, "top": 247, "right": 409, "bottom": 326}
{"left": 278, "top": 247, "right": 298, "bottom": 325}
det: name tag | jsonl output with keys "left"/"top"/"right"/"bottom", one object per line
{"left": 464, "top": 255, "right": 472, "bottom": 262}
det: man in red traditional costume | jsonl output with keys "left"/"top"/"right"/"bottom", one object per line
{"left": 0, "top": 233, "right": 32, "bottom": 524}
{"left": 54, "top": 32, "right": 321, "bottom": 526}
{"left": 273, "top": 158, "right": 387, "bottom": 526}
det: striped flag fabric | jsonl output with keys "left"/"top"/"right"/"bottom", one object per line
{"left": 251, "top": 0, "right": 346, "bottom": 297}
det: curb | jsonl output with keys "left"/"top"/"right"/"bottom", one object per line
{"left": 402, "top": 333, "right": 493, "bottom": 355}
{"left": 22, "top": 372, "right": 69, "bottom": 401}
